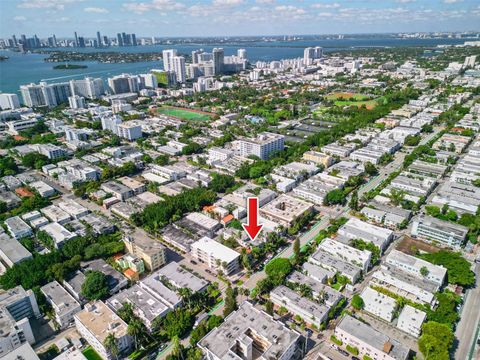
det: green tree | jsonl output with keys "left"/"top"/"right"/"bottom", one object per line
{"left": 293, "top": 238, "right": 300, "bottom": 264}
{"left": 265, "top": 300, "right": 274, "bottom": 315}
{"left": 418, "top": 321, "right": 454, "bottom": 360}
{"left": 103, "top": 333, "right": 119, "bottom": 360}
{"left": 420, "top": 266, "right": 430, "bottom": 277}
{"left": 323, "top": 189, "right": 345, "bottom": 206}
{"left": 81, "top": 271, "right": 109, "bottom": 301}
{"left": 349, "top": 190, "right": 359, "bottom": 211}
{"left": 364, "top": 161, "right": 378, "bottom": 176}
{"left": 265, "top": 258, "right": 292, "bottom": 285}
{"left": 208, "top": 173, "right": 236, "bottom": 193}
{"left": 351, "top": 294, "right": 364, "bottom": 310}
{"left": 223, "top": 285, "right": 237, "bottom": 317}
{"left": 22, "top": 152, "right": 50, "bottom": 169}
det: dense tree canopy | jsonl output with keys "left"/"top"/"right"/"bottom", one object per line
{"left": 81, "top": 271, "right": 109, "bottom": 301}
{"left": 418, "top": 251, "right": 475, "bottom": 287}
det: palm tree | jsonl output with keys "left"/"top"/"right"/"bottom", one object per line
{"left": 103, "top": 333, "right": 119, "bottom": 360}
{"left": 127, "top": 318, "right": 144, "bottom": 350}
{"left": 178, "top": 288, "right": 193, "bottom": 309}
{"left": 172, "top": 336, "right": 184, "bottom": 360}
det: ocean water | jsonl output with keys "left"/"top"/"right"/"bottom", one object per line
{"left": 0, "top": 37, "right": 468, "bottom": 94}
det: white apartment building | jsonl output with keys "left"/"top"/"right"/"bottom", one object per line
{"left": 385, "top": 250, "right": 446, "bottom": 285}
{"left": 0, "top": 93, "right": 21, "bottom": 110}
{"left": 40, "top": 281, "right": 81, "bottom": 329}
{"left": 162, "top": 49, "right": 177, "bottom": 72}
{"left": 360, "top": 287, "right": 397, "bottom": 322}
{"left": 319, "top": 238, "right": 371, "bottom": 271}
{"left": 116, "top": 122, "right": 142, "bottom": 141}
{"left": 411, "top": 215, "right": 469, "bottom": 249}
{"left": 396, "top": 305, "right": 426, "bottom": 338}
{"left": 191, "top": 236, "right": 240, "bottom": 275}
{"left": 270, "top": 286, "right": 329, "bottom": 328}
{"left": 239, "top": 132, "right": 285, "bottom": 160}
{"left": 74, "top": 301, "right": 132, "bottom": 360}
{"left": 335, "top": 315, "right": 410, "bottom": 360}
{"left": 173, "top": 56, "right": 186, "bottom": 83}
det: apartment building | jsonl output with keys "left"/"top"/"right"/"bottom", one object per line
{"left": 123, "top": 234, "right": 167, "bottom": 271}
{"left": 385, "top": 250, "right": 446, "bottom": 286}
{"left": 302, "top": 150, "right": 334, "bottom": 168}
{"left": 286, "top": 271, "right": 343, "bottom": 307}
{"left": 40, "top": 281, "right": 81, "bottom": 329}
{"left": 309, "top": 249, "right": 362, "bottom": 284}
{"left": 74, "top": 301, "right": 132, "bottom": 360}
{"left": 4, "top": 216, "right": 32, "bottom": 240}
{"left": 360, "top": 287, "right": 397, "bottom": 322}
{"left": 270, "top": 286, "right": 329, "bottom": 328}
{"left": 259, "top": 194, "right": 314, "bottom": 228}
{"left": 318, "top": 238, "right": 372, "bottom": 271}
{"left": 338, "top": 218, "right": 394, "bottom": 252}
{"left": 411, "top": 215, "right": 469, "bottom": 249}
{"left": 198, "top": 301, "right": 301, "bottom": 360}
{"left": 191, "top": 237, "right": 240, "bottom": 275}
{"left": 239, "top": 132, "right": 285, "bottom": 160}
{"left": 396, "top": 305, "right": 426, "bottom": 338}
{"left": 335, "top": 315, "right": 410, "bottom": 360}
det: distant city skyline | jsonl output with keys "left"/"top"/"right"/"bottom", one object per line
{"left": 1, "top": 0, "right": 480, "bottom": 38}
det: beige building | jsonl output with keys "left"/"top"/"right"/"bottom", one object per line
{"left": 74, "top": 301, "right": 132, "bottom": 360}
{"left": 302, "top": 150, "right": 334, "bottom": 168}
{"left": 123, "top": 233, "right": 167, "bottom": 271}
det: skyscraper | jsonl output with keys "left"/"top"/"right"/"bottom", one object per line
{"left": 192, "top": 49, "right": 202, "bottom": 64}
{"left": 74, "top": 31, "right": 79, "bottom": 47}
{"left": 131, "top": 34, "right": 137, "bottom": 46}
{"left": 78, "top": 37, "right": 85, "bottom": 48}
{"left": 162, "top": 49, "right": 177, "bottom": 72}
{"left": 117, "top": 33, "right": 123, "bottom": 46}
{"left": 213, "top": 48, "right": 224, "bottom": 75}
{"left": 70, "top": 77, "right": 105, "bottom": 99}
{"left": 0, "top": 94, "right": 21, "bottom": 110}
{"left": 12, "top": 35, "right": 17, "bottom": 47}
{"left": 237, "top": 48, "right": 247, "bottom": 59}
{"left": 96, "top": 31, "right": 102, "bottom": 47}
{"left": 173, "top": 56, "right": 186, "bottom": 83}
{"left": 303, "top": 46, "right": 323, "bottom": 66}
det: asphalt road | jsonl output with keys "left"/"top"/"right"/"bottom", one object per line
{"left": 454, "top": 264, "right": 480, "bottom": 360}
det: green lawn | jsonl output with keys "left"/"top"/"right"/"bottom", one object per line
{"left": 157, "top": 107, "right": 212, "bottom": 121}
{"left": 82, "top": 347, "right": 103, "bottom": 360}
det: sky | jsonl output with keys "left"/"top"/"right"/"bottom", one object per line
{"left": 1, "top": 0, "right": 480, "bottom": 38}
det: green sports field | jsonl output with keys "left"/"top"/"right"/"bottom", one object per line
{"left": 157, "top": 106, "right": 212, "bottom": 121}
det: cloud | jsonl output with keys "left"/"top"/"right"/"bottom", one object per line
{"left": 311, "top": 3, "right": 340, "bottom": 9}
{"left": 212, "top": 0, "right": 244, "bottom": 5}
{"left": 17, "top": 0, "right": 83, "bottom": 10}
{"left": 84, "top": 7, "right": 109, "bottom": 13}
{"left": 13, "top": 15, "right": 27, "bottom": 21}
{"left": 443, "top": 0, "right": 463, "bottom": 3}
{"left": 122, "top": 0, "right": 185, "bottom": 14}
{"left": 396, "top": 0, "right": 416, "bottom": 3}
{"left": 256, "top": 0, "right": 274, "bottom": 3}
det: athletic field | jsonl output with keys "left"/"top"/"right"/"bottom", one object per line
{"left": 326, "top": 92, "right": 385, "bottom": 109}
{"left": 157, "top": 106, "right": 213, "bottom": 121}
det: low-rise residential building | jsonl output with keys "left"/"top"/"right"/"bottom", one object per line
{"left": 430, "top": 181, "right": 480, "bottom": 215}
{"left": 385, "top": 250, "right": 446, "bottom": 285}
{"left": 123, "top": 234, "right": 167, "bottom": 271}
{"left": 198, "top": 301, "right": 301, "bottom": 360}
{"left": 360, "top": 287, "right": 397, "bottom": 322}
{"left": 1, "top": 343, "right": 40, "bottom": 360}
{"left": 411, "top": 215, "right": 469, "bottom": 249}
{"left": 106, "top": 284, "right": 170, "bottom": 330}
{"left": 41, "top": 205, "right": 71, "bottom": 225}
{"left": 318, "top": 238, "right": 372, "bottom": 271}
{"left": 361, "top": 203, "right": 411, "bottom": 228}
{"left": 29, "top": 181, "right": 55, "bottom": 197}
{"left": 39, "top": 222, "right": 77, "bottom": 249}
{"left": 334, "top": 315, "right": 410, "bottom": 360}
{"left": 371, "top": 269, "right": 436, "bottom": 306}
{"left": 191, "top": 236, "right": 240, "bottom": 275}
{"left": 286, "top": 271, "right": 343, "bottom": 307}
{"left": 57, "top": 200, "right": 89, "bottom": 219}
{"left": 155, "top": 261, "right": 208, "bottom": 293}
{"left": 338, "top": 218, "right": 394, "bottom": 252}
{"left": 302, "top": 262, "right": 335, "bottom": 284}
{"left": 74, "top": 301, "right": 132, "bottom": 360}
{"left": 139, "top": 272, "right": 182, "bottom": 309}
{"left": 81, "top": 259, "right": 128, "bottom": 295}
{"left": 259, "top": 194, "right": 313, "bottom": 228}
{"left": 0, "top": 233, "right": 32, "bottom": 267}
{"left": 40, "top": 281, "right": 81, "bottom": 329}
{"left": 270, "top": 286, "right": 329, "bottom": 328}
{"left": 309, "top": 249, "right": 362, "bottom": 284}
{"left": 302, "top": 150, "right": 334, "bottom": 168}
{"left": 4, "top": 216, "right": 32, "bottom": 240}
{"left": 101, "top": 181, "right": 134, "bottom": 201}
{"left": 396, "top": 305, "right": 426, "bottom": 338}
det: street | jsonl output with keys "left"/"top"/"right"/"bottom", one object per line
{"left": 454, "top": 264, "right": 480, "bottom": 360}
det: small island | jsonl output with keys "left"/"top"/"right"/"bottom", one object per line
{"left": 53, "top": 64, "right": 88, "bottom": 70}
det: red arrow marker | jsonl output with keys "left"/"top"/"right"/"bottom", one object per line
{"left": 242, "top": 197, "right": 264, "bottom": 241}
